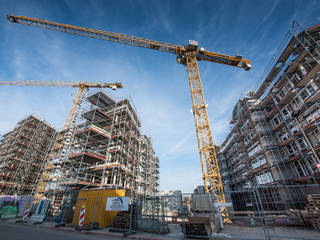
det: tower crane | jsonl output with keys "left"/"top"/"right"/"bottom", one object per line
{"left": 0, "top": 80, "right": 122, "bottom": 196}
{"left": 6, "top": 15, "right": 251, "bottom": 212}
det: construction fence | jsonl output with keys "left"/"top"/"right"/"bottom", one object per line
{"left": 52, "top": 185, "right": 319, "bottom": 239}
{"left": 1, "top": 185, "right": 320, "bottom": 239}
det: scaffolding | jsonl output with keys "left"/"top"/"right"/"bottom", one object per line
{"left": 218, "top": 21, "right": 320, "bottom": 212}
{"left": 0, "top": 115, "right": 56, "bottom": 196}
{"left": 40, "top": 90, "right": 159, "bottom": 217}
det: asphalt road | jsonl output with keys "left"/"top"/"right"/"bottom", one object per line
{"left": 0, "top": 222, "right": 126, "bottom": 240}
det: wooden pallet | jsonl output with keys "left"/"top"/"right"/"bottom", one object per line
{"left": 111, "top": 211, "right": 136, "bottom": 230}
{"left": 306, "top": 194, "right": 320, "bottom": 231}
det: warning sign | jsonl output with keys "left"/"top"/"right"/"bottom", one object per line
{"left": 106, "top": 197, "right": 129, "bottom": 211}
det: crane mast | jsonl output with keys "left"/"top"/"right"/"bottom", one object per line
{"left": 6, "top": 15, "right": 251, "bottom": 212}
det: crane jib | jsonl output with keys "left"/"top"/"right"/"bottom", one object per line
{"left": 6, "top": 14, "right": 251, "bottom": 70}
{"left": 7, "top": 15, "right": 180, "bottom": 55}
{"left": 197, "top": 53, "right": 239, "bottom": 65}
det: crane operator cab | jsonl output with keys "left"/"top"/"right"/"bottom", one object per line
{"left": 187, "top": 40, "right": 199, "bottom": 50}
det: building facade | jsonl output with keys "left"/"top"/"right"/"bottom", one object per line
{"left": 40, "top": 91, "right": 159, "bottom": 214}
{"left": 0, "top": 115, "right": 56, "bottom": 195}
{"left": 218, "top": 23, "right": 320, "bottom": 211}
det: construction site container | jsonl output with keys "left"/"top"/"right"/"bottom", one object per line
{"left": 72, "top": 189, "right": 125, "bottom": 227}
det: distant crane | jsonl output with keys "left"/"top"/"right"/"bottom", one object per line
{"left": 0, "top": 80, "right": 122, "bottom": 196}
{"left": 6, "top": 15, "right": 251, "bottom": 214}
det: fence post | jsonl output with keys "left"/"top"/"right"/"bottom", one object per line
{"left": 181, "top": 194, "right": 187, "bottom": 240}
{"left": 253, "top": 187, "right": 271, "bottom": 240}
{"left": 129, "top": 197, "right": 133, "bottom": 233}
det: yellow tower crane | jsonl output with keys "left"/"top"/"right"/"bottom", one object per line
{"left": 0, "top": 80, "right": 122, "bottom": 196}
{"left": 6, "top": 15, "right": 251, "bottom": 211}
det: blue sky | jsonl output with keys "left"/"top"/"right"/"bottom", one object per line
{"left": 0, "top": 0, "right": 319, "bottom": 192}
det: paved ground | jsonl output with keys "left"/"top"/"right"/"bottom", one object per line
{"left": 1, "top": 220, "right": 320, "bottom": 240}
{"left": 221, "top": 224, "right": 320, "bottom": 240}
{"left": 0, "top": 222, "right": 126, "bottom": 240}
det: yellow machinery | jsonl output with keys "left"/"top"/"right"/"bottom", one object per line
{"left": 6, "top": 15, "right": 251, "bottom": 212}
{"left": 0, "top": 80, "right": 122, "bottom": 196}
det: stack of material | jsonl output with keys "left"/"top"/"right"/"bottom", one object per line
{"left": 192, "top": 194, "right": 213, "bottom": 212}
{"left": 306, "top": 194, "right": 320, "bottom": 230}
{"left": 185, "top": 223, "right": 208, "bottom": 237}
{"left": 111, "top": 212, "right": 131, "bottom": 230}
{"left": 111, "top": 206, "right": 136, "bottom": 231}
{"left": 187, "top": 193, "right": 221, "bottom": 236}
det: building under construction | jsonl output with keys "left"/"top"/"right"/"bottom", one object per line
{"left": 218, "top": 22, "right": 320, "bottom": 211}
{"left": 40, "top": 91, "right": 159, "bottom": 214}
{"left": 0, "top": 115, "right": 56, "bottom": 196}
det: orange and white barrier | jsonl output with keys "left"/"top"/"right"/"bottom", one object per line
{"left": 23, "top": 203, "right": 31, "bottom": 222}
{"left": 78, "top": 205, "right": 86, "bottom": 226}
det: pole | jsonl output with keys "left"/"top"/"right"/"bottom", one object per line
{"left": 253, "top": 187, "right": 271, "bottom": 240}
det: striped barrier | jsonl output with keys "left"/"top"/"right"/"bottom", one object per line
{"left": 22, "top": 203, "right": 31, "bottom": 222}
{"left": 78, "top": 205, "right": 86, "bottom": 226}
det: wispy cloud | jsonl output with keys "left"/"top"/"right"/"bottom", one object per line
{"left": 262, "top": 0, "right": 280, "bottom": 22}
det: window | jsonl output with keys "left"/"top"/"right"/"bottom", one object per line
{"left": 282, "top": 86, "right": 288, "bottom": 95}
{"left": 256, "top": 171, "right": 273, "bottom": 185}
{"left": 250, "top": 129, "right": 256, "bottom": 138}
{"left": 294, "top": 96, "right": 302, "bottom": 107}
{"left": 286, "top": 143, "right": 297, "bottom": 156}
{"left": 294, "top": 161, "right": 306, "bottom": 177}
{"left": 273, "top": 116, "right": 280, "bottom": 126}
{"left": 300, "top": 90, "right": 309, "bottom": 100}
{"left": 282, "top": 109, "right": 289, "bottom": 120}
{"left": 307, "top": 85, "right": 315, "bottom": 95}
{"left": 248, "top": 143, "right": 262, "bottom": 157}
{"left": 251, "top": 156, "right": 267, "bottom": 169}
{"left": 314, "top": 128, "right": 320, "bottom": 145}
{"left": 280, "top": 132, "right": 289, "bottom": 141}
{"left": 297, "top": 138, "right": 307, "bottom": 150}
{"left": 293, "top": 73, "right": 301, "bottom": 83}
{"left": 291, "top": 125, "right": 300, "bottom": 134}
{"left": 315, "top": 77, "right": 320, "bottom": 88}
